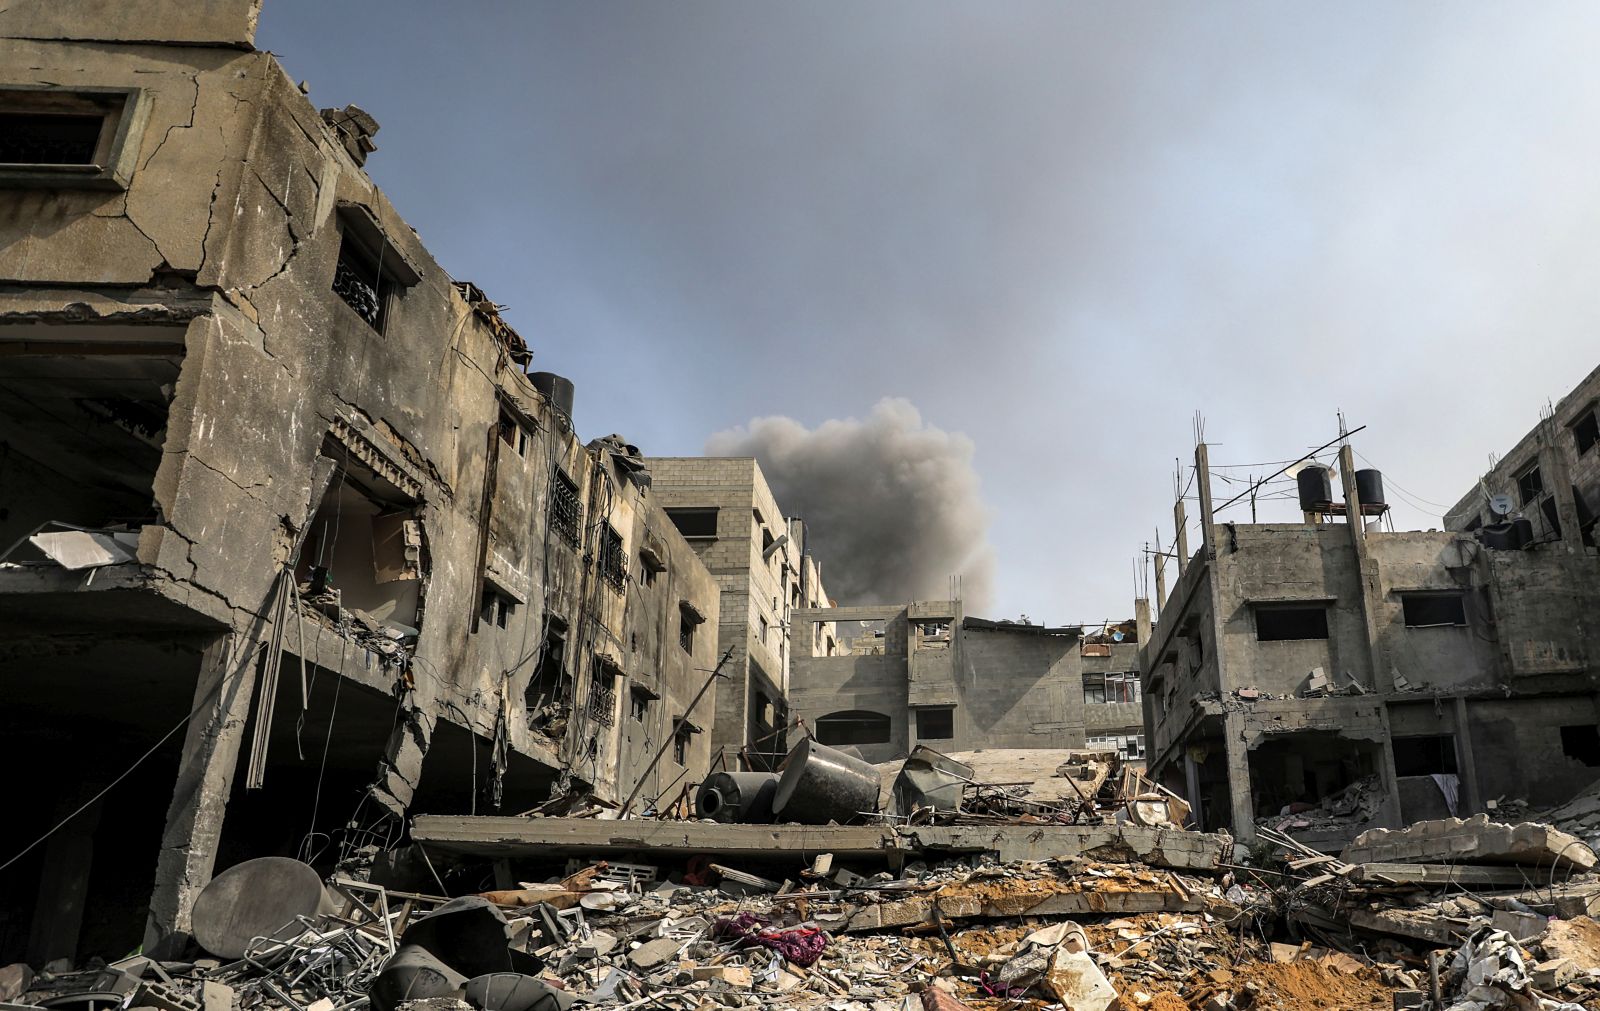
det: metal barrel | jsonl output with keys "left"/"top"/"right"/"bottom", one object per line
{"left": 694, "top": 771, "right": 780, "bottom": 823}
{"left": 772, "top": 738, "right": 881, "bottom": 825}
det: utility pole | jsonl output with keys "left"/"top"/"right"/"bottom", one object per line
{"left": 617, "top": 646, "right": 735, "bottom": 818}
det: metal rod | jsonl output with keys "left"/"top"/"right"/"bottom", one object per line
{"left": 618, "top": 647, "right": 734, "bottom": 817}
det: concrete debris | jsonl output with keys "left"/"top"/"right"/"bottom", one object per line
{"left": 1343, "top": 814, "right": 1598, "bottom": 872}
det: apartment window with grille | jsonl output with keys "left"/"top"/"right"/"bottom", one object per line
{"left": 599, "top": 524, "right": 627, "bottom": 591}
{"left": 589, "top": 660, "right": 619, "bottom": 727}
{"left": 1574, "top": 410, "right": 1599, "bottom": 457}
{"left": 331, "top": 231, "right": 393, "bottom": 331}
{"left": 550, "top": 470, "right": 581, "bottom": 544}
{"left": 1517, "top": 464, "right": 1544, "bottom": 506}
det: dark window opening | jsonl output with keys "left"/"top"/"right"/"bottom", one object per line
{"left": 549, "top": 470, "right": 581, "bottom": 545}
{"left": 331, "top": 232, "right": 393, "bottom": 332}
{"left": 1254, "top": 604, "right": 1329, "bottom": 641}
{"left": 525, "top": 623, "right": 567, "bottom": 721}
{"left": 1560, "top": 725, "right": 1600, "bottom": 767}
{"left": 1392, "top": 735, "right": 1458, "bottom": 776}
{"left": 679, "top": 604, "right": 701, "bottom": 654}
{"left": 1401, "top": 592, "right": 1467, "bottom": 628}
{"left": 498, "top": 408, "right": 530, "bottom": 458}
{"left": 599, "top": 524, "right": 627, "bottom": 591}
{"left": 673, "top": 724, "right": 691, "bottom": 766}
{"left": 1517, "top": 465, "right": 1544, "bottom": 506}
{"left": 1573, "top": 410, "right": 1599, "bottom": 456}
{"left": 640, "top": 548, "right": 665, "bottom": 588}
{"left": 665, "top": 507, "right": 718, "bottom": 539}
{"left": 814, "top": 710, "right": 892, "bottom": 746}
{"left": 761, "top": 528, "right": 775, "bottom": 552}
{"left": 916, "top": 707, "right": 954, "bottom": 741}
{"left": 0, "top": 112, "right": 103, "bottom": 165}
{"left": 478, "top": 585, "right": 513, "bottom": 629}
{"left": 629, "top": 686, "right": 652, "bottom": 722}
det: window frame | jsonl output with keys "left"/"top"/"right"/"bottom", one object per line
{"left": 665, "top": 507, "right": 719, "bottom": 540}
{"left": 1516, "top": 463, "right": 1545, "bottom": 507}
{"left": 0, "top": 86, "right": 147, "bottom": 190}
{"left": 1572, "top": 408, "right": 1599, "bottom": 457}
{"left": 1400, "top": 591, "right": 1468, "bottom": 628}
{"left": 915, "top": 706, "right": 955, "bottom": 741}
{"left": 1253, "top": 603, "right": 1331, "bottom": 642}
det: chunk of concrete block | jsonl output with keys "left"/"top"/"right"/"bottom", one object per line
{"left": 628, "top": 937, "right": 681, "bottom": 970}
{"left": 1341, "top": 814, "right": 1596, "bottom": 871}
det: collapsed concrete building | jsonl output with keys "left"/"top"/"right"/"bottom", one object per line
{"left": 0, "top": 2, "right": 728, "bottom": 964}
{"left": 642, "top": 458, "right": 835, "bottom": 770}
{"left": 1141, "top": 430, "right": 1600, "bottom": 848}
{"left": 785, "top": 600, "right": 1151, "bottom": 766}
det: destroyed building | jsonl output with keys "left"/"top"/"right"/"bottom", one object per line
{"left": 1142, "top": 433, "right": 1600, "bottom": 848}
{"left": 641, "top": 458, "right": 834, "bottom": 770}
{"left": 0, "top": 3, "right": 725, "bottom": 964}
{"left": 786, "top": 600, "right": 1151, "bottom": 766}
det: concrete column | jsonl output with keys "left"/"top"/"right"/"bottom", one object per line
{"left": 1222, "top": 711, "right": 1255, "bottom": 842}
{"left": 144, "top": 632, "right": 258, "bottom": 956}
{"left": 27, "top": 794, "right": 102, "bottom": 965}
{"left": 1340, "top": 445, "right": 1384, "bottom": 691}
{"left": 1183, "top": 751, "right": 1204, "bottom": 831}
{"left": 1374, "top": 706, "right": 1404, "bottom": 829}
{"left": 1195, "top": 444, "right": 1216, "bottom": 560}
{"left": 1173, "top": 501, "right": 1189, "bottom": 577}
{"left": 1538, "top": 425, "right": 1585, "bottom": 549}
{"left": 1452, "top": 696, "right": 1482, "bottom": 817}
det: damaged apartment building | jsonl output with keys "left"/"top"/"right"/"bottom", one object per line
{"left": 1142, "top": 420, "right": 1600, "bottom": 848}
{"left": 0, "top": 2, "right": 726, "bottom": 966}
{"left": 641, "top": 458, "right": 835, "bottom": 770}
{"left": 785, "top": 599, "right": 1151, "bottom": 767}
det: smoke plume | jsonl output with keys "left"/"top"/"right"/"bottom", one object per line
{"left": 706, "top": 399, "right": 995, "bottom": 611}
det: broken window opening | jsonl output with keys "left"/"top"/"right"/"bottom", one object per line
{"left": 915, "top": 619, "right": 953, "bottom": 650}
{"left": 1083, "top": 671, "right": 1141, "bottom": 705}
{"left": 1247, "top": 731, "right": 1381, "bottom": 821}
{"left": 1540, "top": 495, "right": 1563, "bottom": 539}
{"left": 1392, "top": 735, "right": 1459, "bottom": 777}
{"left": 629, "top": 684, "right": 654, "bottom": 723}
{"left": 1254, "top": 604, "right": 1329, "bottom": 641}
{"left": 0, "top": 341, "right": 180, "bottom": 562}
{"left": 1560, "top": 725, "right": 1600, "bottom": 767}
{"left": 1573, "top": 409, "right": 1599, "bottom": 457}
{"left": 1400, "top": 592, "right": 1467, "bottom": 628}
{"left": 549, "top": 470, "right": 581, "bottom": 545}
{"left": 673, "top": 722, "right": 692, "bottom": 766}
{"left": 814, "top": 710, "right": 891, "bottom": 746}
{"left": 1517, "top": 464, "right": 1544, "bottom": 507}
{"left": 599, "top": 524, "right": 627, "bottom": 592}
{"left": 497, "top": 407, "right": 530, "bottom": 458}
{"left": 639, "top": 546, "right": 666, "bottom": 588}
{"left": 665, "top": 507, "right": 717, "bottom": 539}
{"left": 331, "top": 231, "right": 394, "bottom": 332}
{"left": 915, "top": 707, "right": 954, "bottom": 741}
{"left": 525, "top": 622, "right": 568, "bottom": 728}
{"left": 295, "top": 451, "right": 425, "bottom": 661}
{"left": 678, "top": 601, "right": 703, "bottom": 654}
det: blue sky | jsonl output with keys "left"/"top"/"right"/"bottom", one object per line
{"left": 259, "top": 2, "right": 1600, "bottom": 621}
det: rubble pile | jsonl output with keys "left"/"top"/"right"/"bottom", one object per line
{"left": 1257, "top": 774, "right": 1386, "bottom": 837}
{"left": 1540, "top": 779, "right": 1600, "bottom": 855}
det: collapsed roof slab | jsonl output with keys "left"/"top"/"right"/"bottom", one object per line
{"left": 409, "top": 816, "right": 1228, "bottom": 872}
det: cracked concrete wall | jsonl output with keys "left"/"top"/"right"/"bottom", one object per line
{"left": 0, "top": 1, "right": 261, "bottom": 49}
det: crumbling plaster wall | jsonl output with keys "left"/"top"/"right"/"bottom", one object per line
{"left": 1469, "top": 695, "right": 1600, "bottom": 808}
{"left": 1366, "top": 533, "right": 1503, "bottom": 690}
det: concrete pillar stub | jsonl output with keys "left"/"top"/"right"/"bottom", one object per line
{"left": 145, "top": 632, "right": 259, "bottom": 957}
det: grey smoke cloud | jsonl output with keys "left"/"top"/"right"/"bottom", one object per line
{"left": 707, "top": 399, "right": 995, "bottom": 612}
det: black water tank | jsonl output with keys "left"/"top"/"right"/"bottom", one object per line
{"left": 531, "top": 372, "right": 575, "bottom": 417}
{"left": 1480, "top": 522, "right": 1515, "bottom": 550}
{"left": 1355, "top": 469, "right": 1385, "bottom": 509}
{"left": 1510, "top": 516, "right": 1534, "bottom": 549}
{"left": 1297, "top": 466, "right": 1333, "bottom": 512}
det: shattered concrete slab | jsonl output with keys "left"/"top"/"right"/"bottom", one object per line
{"left": 1342, "top": 813, "right": 1597, "bottom": 871}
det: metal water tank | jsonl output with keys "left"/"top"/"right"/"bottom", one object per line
{"left": 1355, "top": 469, "right": 1386, "bottom": 509}
{"left": 1509, "top": 516, "right": 1534, "bottom": 549}
{"left": 531, "top": 372, "right": 575, "bottom": 417}
{"left": 1297, "top": 466, "right": 1333, "bottom": 512}
{"left": 695, "top": 771, "right": 779, "bottom": 823}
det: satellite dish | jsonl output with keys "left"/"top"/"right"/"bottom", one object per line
{"left": 1112, "top": 631, "right": 1125, "bottom": 642}
{"left": 1489, "top": 494, "right": 1514, "bottom": 517}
